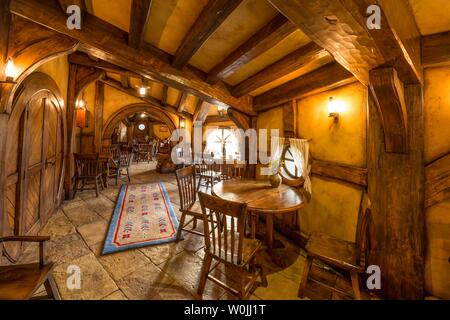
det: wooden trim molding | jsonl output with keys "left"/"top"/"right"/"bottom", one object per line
{"left": 425, "top": 152, "right": 450, "bottom": 208}
{"left": 311, "top": 159, "right": 368, "bottom": 187}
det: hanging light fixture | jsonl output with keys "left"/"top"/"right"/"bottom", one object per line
{"left": 1, "top": 58, "right": 17, "bottom": 84}
{"left": 139, "top": 86, "right": 147, "bottom": 96}
{"left": 217, "top": 105, "right": 229, "bottom": 118}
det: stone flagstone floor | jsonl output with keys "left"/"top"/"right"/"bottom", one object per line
{"left": 20, "top": 162, "right": 367, "bottom": 300}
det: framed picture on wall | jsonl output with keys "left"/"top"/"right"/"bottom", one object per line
{"left": 159, "top": 126, "right": 168, "bottom": 132}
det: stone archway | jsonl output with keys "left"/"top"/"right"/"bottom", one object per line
{"left": 102, "top": 103, "right": 177, "bottom": 144}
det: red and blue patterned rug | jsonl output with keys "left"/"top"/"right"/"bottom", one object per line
{"left": 102, "top": 182, "right": 182, "bottom": 255}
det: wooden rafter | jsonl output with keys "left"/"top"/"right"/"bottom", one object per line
{"left": 101, "top": 76, "right": 192, "bottom": 120}
{"left": 161, "top": 85, "right": 168, "bottom": 106}
{"left": 422, "top": 31, "right": 450, "bottom": 67}
{"left": 57, "top": 0, "right": 86, "bottom": 11}
{"left": 231, "top": 42, "right": 331, "bottom": 97}
{"left": 207, "top": 14, "right": 297, "bottom": 84}
{"left": 177, "top": 92, "right": 188, "bottom": 114}
{"left": 172, "top": 0, "right": 242, "bottom": 69}
{"left": 128, "top": 0, "right": 152, "bottom": 49}
{"left": 268, "top": 0, "right": 422, "bottom": 85}
{"left": 253, "top": 62, "right": 355, "bottom": 112}
{"left": 11, "top": 0, "right": 254, "bottom": 115}
{"left": 193, "top": 101, "right": 211, "bottom": 124}
{"left": 120, "top": 75, "right": 130, "bottom": 88}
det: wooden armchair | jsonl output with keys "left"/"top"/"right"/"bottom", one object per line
{"left": 298, "top": 208, "right": 372, "bottom": 300}
{"left": 73, "top": 153, "right": 104, "bottom": 197}
{"left": 197, "top": 192, "right": 267, "bottom": 300}
{"left": 175, "top": 166, "right": 204, "bottom": 242}
{"left": 0, "top": 236, "right": 60, "bottom": 300}
{"left": 108, "top": 149, "right": 133, "bottom": 185}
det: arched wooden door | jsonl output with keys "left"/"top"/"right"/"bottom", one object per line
{"left": 20, "top": 96, "right": 63, "bottom": 230}
{"left": 3, "top": 73, "right": 65, "bottom": 262}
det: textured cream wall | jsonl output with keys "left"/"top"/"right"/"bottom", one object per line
{"left": 423, "top": 66, "right": 450, "bottom": 299}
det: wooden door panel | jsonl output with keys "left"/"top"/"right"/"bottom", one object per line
{"left": 27, "top": 100, "right": 44, "bottom": 167}
{"left": 24, "top": 172, "right": 41, "bottom": 234}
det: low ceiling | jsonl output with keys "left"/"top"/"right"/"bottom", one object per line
{"left": 81, "top": 0, "right": 449, "bottom": 120}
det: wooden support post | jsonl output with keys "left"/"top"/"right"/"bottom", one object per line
{"left": 0, "top": 113, "right": 9, "bottom": 237}
{"left": 64, "top": 64, "right": 77, "bottom": 199}
{"left": 94, "top": 81, "right": 104, "bottom": 152}
{"left": 367, "top": 84, "right": 425, "bottom": 299}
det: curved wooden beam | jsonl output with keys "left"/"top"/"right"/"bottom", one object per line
{"left": 0, "top": 15, "right": 78, "bottom": 113}
{"left": 369, "top": 68, "right": 408, "bottom": 154}
{"left": 227, "top": 108, "right": 250, "bottom": 131}
{"left": 103, "top": 103, "right": 177, "bottom": 140}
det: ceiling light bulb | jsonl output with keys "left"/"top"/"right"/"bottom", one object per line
{"left": 139, "top": 87, "right": 147, "bottom": 96}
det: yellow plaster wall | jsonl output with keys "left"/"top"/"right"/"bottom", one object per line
{"left": 423, "top": 66, "right": 450, "bottom": 299}
{"left": 35, "top": 55, "right": 69, "bottom": 105}
{"left": 153, "top": 124, "right": 171, "bottom": 140}
{"left": 296, "top": 82, "right": 367, "bottom": 241}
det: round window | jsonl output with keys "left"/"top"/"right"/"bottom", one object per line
{"left": 138, "top": 124, "right": 146, "bottom": 131}
{"left": 282, "top": 146, "right": 303, "bottom": 179}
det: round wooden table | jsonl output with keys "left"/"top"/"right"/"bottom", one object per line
{"left": 212, "top": 179, "right": 305, "bottom": 251}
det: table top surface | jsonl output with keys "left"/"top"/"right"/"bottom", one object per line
{"left": 212, "top": 179, "right": 305, "bottom": 214}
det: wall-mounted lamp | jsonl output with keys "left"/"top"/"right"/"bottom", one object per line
{"left": 75, "top": 99, "right": 88, "bottom": 128}
{"left": 140, "top": 112, "right": 147, "bottom": 119}
{"left": 179, "top": 118, "right": 186, "bottom": 129}
{"left": 328, "top": 97, "right": 342, "bottom": 120}
{"left": 1, "top": 58, "right": 17, "bottom": 84}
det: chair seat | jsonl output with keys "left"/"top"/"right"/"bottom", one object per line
{"left": 210, "top": 231, "right": 262, "bottom": 265}
{"left": 306, "top": 233, "right": 363, "bottom": 272}
{"left": 0, "top": 263, "right": 54, "bottom": 300}
{"left": 184, "top": 201, "right": 203, "bottom": 218}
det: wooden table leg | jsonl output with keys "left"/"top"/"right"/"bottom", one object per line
{"left": 265, "top": 214, "right": 274, "bottom": 251}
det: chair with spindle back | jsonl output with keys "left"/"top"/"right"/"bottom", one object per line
{"left": 222, "top": 162, "right": 247, "bottom": 180}
{"left": 115, "top": 148, "right": 133, "bottom": 184}
{"left": 298, "top": 207, "right": 372, "bottom": 300}
{"left": 73, "top": 153, "right": 104, "bottom": 197}
{"left": 196, "top": 159, "right": 222, "bottom": 190}
{"left": 197, "top": 192, "right": 267, "bottom": 300}
{"left": 138, "top": 144, "right": 152, "bottom": 163}
{"left": 0, "top": 236, "right": 60, "bottom": 300}
{"left": 175, "top": 166, "right": 204, "bottom": 242}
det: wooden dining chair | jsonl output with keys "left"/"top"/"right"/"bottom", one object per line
{"left": 115, "top": 149, "right": 133, "bottom": 184}
{"left": 73, "top": 153, "right": 104, "bottom": 197}
{"left": 197, "top": 192, "right": 267, "bottom": 300}
{"left": 298, "top": 207, "right": 372, "bottom": 300}
{"left": 195, "top": 160, "right": 222, "bottom": 190}
{"left": 0, "top": 236, "right": 60, "bottom": 300}
{"left": 175, "top": 166, "right": 205, "bottom": 242}
{"left": 138, "top": 144, "right": 152, "bottom": 163}
{"left": 223, "top": 163, "right": 247, "bottom": 180}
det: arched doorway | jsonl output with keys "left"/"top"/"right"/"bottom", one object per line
{"left": 102, "top": 103, "right": 177, "bottom": 146}
{"left": 3, "top": 73, "right": 66, "bottom": 262}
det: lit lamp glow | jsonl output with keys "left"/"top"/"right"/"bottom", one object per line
{"left": 139, "top": 86, "right": 147, "bottom": 96}
{"left": 75, "top": 99, "right": 87, "bottom": 128}
{"left": 328, "top": 97, "right": 343, "bottom": 120}
{"left": 179, "top": 118, "right": 186, "bottom": 129}
{"left": 2, "top": 58, "right": 16, "bottom": 83}
{"left": 217, "top": 105, "right": 229, "bottom": 117}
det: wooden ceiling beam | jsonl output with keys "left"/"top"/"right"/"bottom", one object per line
{"left": 128, "top": 0, "right": 152, "bottom": 49}
{"left": 193, "top": 101, "right": 212, "bottom": 123}
{"left": 120, "top": 75, "right": 130, "bottom": 88}
{"left": 69, "top": 51, "right": 141, "bottom": 78}
{"left": 57, "top": 0, "right": 86, "bottom": 11}
{"left": 231, "top": 42, "right": 331, "bottom": 97}
{"left": 11, "top": 0, "right": 254, "bottom": 115}
{"left": 254, "top": 62, "right": 355, "bottom": 112}
{"left": 207, "top": 14, "right": 297, "bottom": 84}
{"left": 172, "top": 0, "right": 242, "bottom": 69}
{"left": 422, "top": 31, "right": 450, "bottom": 67}
{"left": 268, "top": 0, "right": 422, "bottom": 85}
{"left": 101, "top": 76, "right": 193, "bottom": 120}
{"left": 177, "top": 92, "right": 189, "bottom": 114}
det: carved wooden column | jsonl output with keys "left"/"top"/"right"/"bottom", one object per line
{"left": 368, "top": 82, "right": 425, "bottom": 299}
{"left": 94, "top": 81, "right": 104, "bottom": 152}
